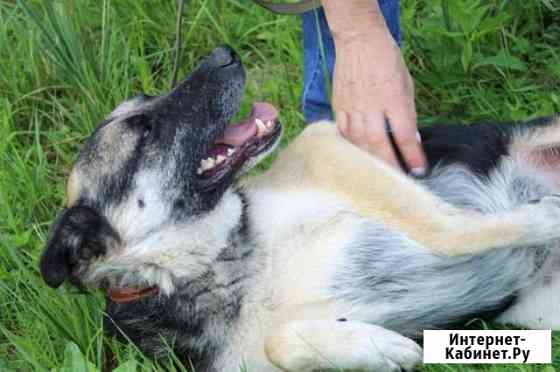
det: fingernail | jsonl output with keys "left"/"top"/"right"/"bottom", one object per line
{"left": 416, "top": 131, "right": 422, "bottom": 143}
{"left": 411, "top": 167, "right": 426, "bottom": 177}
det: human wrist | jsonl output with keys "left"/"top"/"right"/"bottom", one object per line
{"left": 332, "top": 26, "right": 399, "bottom": 59}
{"left": 322, "top": 0, "right": 390, "bottom": 43}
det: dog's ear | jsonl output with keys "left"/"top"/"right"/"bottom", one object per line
{"left": 527, "top": 145, "right": 560, "bottom": 170}
{"left": 514, "top": 119, "right": 560, "bottom": 176}
{"left": 40, "top": 206, "right": 119, "bottom": 288}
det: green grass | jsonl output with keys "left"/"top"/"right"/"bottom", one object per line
{"left": 1, "top": 0, "right": 560, "bottom": 370}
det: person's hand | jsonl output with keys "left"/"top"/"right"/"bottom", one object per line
{"left": 331, "top": 31, "right": 427, "bottom": 176}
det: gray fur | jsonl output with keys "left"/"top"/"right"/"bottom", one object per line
{"left": 332, "top": 159, "right": 555, "bottom": 337}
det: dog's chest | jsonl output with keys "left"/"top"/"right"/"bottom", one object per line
{"left": 246, "top": 188, "right": 361, "bottom": 301}
{"left": 212, "top": 189, "right": 365, "bottom": 370}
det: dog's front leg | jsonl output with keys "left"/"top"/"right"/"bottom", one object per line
{"left": 264, "top": 320, "right": 422, "bottom": 371}
{"left": 261, "top": 122, "right": 560, "bottom": 256}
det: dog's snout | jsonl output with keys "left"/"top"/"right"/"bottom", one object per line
{"left": 208, "top": 46, "right": 239, "bottom": 68}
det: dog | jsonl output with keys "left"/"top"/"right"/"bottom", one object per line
{"left": 40, "top": 46, "right": 560, "bottom": 371}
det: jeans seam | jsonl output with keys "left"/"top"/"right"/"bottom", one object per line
{"left": 302, "top": 41, "right": 322, "bottom": 118}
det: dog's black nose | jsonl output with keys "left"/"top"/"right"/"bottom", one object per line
{"left": 208, "top": 46, "right": 239, "bottom": 68}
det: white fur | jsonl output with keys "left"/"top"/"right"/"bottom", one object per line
{"left": 108, "top": 96, "right": 146, "bottom": 119}
{"left": 246, "top": 189, "right": 359, "bottom": 304}
{"left": 265, "top": 320, "right": 422, "bottom": 371}
{"left": 107, "top": 169, "right": 174, "bottom": 242}
{"left": 497, "top": 252, "right": 560, "bottom": 329}
{"left": 87, "top": 188, "right": 243, "bottom": 295}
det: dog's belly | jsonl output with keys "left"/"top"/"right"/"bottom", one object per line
{"left": 231, "top": 185, "right": 518, "bottom": 369}
{"left": 228, "top": 183, "right": 550, "bottom": 370}
{"left": 330, "top": 218, "right": 545, "bottom": 336}
{"left": 246, "top": 185, "right": 544, "bottom": 332}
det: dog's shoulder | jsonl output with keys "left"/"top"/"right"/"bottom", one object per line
{"left": 246, "top": 120, "right": 370, "bottom": 190}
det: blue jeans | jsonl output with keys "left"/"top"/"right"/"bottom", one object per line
{"left": 302, "top": 1, "right": 402, "bottom": 123}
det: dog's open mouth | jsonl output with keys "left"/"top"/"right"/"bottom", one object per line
{"left": 196, "top": 102, "right": 282, "bottom": 182}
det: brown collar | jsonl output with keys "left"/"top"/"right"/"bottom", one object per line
{"left": 108, "top": 285, "right": 159, "bottom": 303}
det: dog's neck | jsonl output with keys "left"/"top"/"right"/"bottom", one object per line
{"left": 104, "top": 189, "right": 260, "bottom": 370}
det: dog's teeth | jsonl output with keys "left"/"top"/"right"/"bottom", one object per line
{"left": 200, "top": 157, "right": 215, "bottom": 171}
{"left": 216, "top": 155, "right": 226, "bottom": 164}
{"left": 265, "top": 120, "right": 274, "bottom": 129}
{"left": 256, "top": 118, "right": 266, "bottom": 135}
{"left": 227, "top": 148, "right": 236, "bottom": 156}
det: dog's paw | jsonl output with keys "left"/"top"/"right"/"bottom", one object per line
{"left": 359, "top": 324, "right": 423, "bottom": 371}
{"left": 321, "top": 322, "right": 422, "bottom": 371}
{"left": 40, "top": 206, "right": 119, "bottom": 288}
{"left": 266, "top": 320, "right": 422, "bottom": 372}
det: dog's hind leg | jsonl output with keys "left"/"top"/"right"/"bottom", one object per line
{"left": 258, "top": 122, "right": 560, "bottom": 255}
{"left": 264, "top": 319, "right": 422, "bottom": 372}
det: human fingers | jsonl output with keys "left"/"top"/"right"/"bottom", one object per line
{"left": 385, "top": 101, "right": 427, "bottom": 176}
{"left": 362, "top": 111, "right": 400, "bottom": 169}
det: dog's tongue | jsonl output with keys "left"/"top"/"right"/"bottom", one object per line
{"left": 217, "top": 102, "right": 278, "bottom": 147}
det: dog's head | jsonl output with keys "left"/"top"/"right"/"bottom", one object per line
{"left": 40, "top": 47, "right": 282, "bottom": 294}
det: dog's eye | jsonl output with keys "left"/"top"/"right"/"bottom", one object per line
{"left": 127, "top": 114, "right": 152, "bottom": 138}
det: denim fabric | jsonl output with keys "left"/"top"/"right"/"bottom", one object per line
{"left": 302, "top": 1, "right": 402, "bottom": 123}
